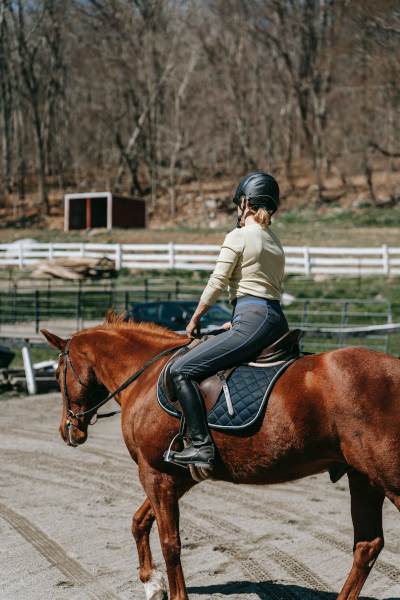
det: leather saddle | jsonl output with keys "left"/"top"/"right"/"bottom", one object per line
{"left": 162, "top": 328, "right": 303, "bottom": 408}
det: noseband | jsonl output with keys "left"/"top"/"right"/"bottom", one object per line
{"left": 60, "top": 339, "right": 188, "bottom": 436}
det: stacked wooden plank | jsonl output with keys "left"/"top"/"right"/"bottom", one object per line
{"left": 31, "top": 256, "right": 116, "bottom": 280}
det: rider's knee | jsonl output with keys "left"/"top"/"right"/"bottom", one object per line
{"left": 169, "top": 363, "right": 189, "bottom": 383}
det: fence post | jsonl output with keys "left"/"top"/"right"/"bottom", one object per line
{"left": 302, "top": 300, "right": 309, "bottom": 328}
{"left": 303, "top": 247, "right": 311, "bottom": 276}
{"left": 76, "top": 280, "right": 82, "bottom": 329}
{"left": 109, "top": 280, "right": 115, "bottom": 307}
{"left": 382, "top": 244, "right": 389, "bottom": 276}
{"left": 175, "top": 280, "right": 180, "bottom": 299}
{"left": 48, "top": 242, "right": 54, "bottom": 260}
{"left": 339, "top": 301, "right": 349, "bottom": 346}
{"left": 80, "top": 243, "right": 85, "bottom": 258}
{"left": 46, "top": 280, "right": 51, "bottom": 317}
{"left": 35, "top": 290, "right": 40, "bottom": 333}
{"left": 22, "top": 341, "right": 37, "bottom": 395}
{"left": 169, "top": 242, "right": 175, "bottom": 269}
{"left": 18, "top": 241, "right": 24, "bottom": 269}
{"left": 115, "top": 243, "right": 122, "bottom": 270}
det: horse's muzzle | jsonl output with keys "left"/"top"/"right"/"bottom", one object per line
{"left": 60, "top": 421, "right": 87, "bottom": 446}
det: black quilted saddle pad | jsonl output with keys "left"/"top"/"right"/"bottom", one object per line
{"left": 157, "top": 358, "right": 297, "bottom": 432}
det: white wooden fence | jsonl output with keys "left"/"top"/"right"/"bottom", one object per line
{"left": 0, "top": 242, "right": 400, "bottom": 276}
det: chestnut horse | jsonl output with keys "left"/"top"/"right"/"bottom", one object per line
{"left": 42, "top": 315, "right": 400, "bottom": 600}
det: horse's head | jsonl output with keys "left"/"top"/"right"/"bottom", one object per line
{"left": 41, "top": 329, "right": 106, "bottom": 447}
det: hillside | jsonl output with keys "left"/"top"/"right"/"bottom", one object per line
{"left": 1, "top": 163, "right": 400, "bottom": 247}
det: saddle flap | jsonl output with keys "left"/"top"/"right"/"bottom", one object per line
{"left": 199, "top": 367, "right": 235, "bottom": 411}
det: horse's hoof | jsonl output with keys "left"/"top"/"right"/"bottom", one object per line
{"left": 143, "top": 570, "right": 167, "bottom": 600}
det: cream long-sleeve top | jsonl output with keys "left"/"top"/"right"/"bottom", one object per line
{"left": 200, "top": 223, "right": 285, "bottom": 306}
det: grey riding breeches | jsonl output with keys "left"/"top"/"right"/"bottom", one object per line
{"left": 169, "top": 295, "right": 289, "bottom": 382}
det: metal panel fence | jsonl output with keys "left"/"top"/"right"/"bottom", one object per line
{"left": 0, "top": 281, "right": 394, "bottom": 353}
{"left": 1, "top": 242, "right": 400, "bottom": 276}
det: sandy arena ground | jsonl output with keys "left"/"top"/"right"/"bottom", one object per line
{"left": 1, "top": 392, "right": 400, "bottom": 600}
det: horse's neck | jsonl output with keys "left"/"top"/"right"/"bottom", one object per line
{"left": 91, "top": 328, "right": 182, "bottom": 402}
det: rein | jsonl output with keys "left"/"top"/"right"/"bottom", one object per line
{"left": 61, "top": 339, "right": 188, "bottom": 427}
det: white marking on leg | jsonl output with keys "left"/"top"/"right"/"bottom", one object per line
{"left": 143, "top": 569, "right": 167, "bottom": 600}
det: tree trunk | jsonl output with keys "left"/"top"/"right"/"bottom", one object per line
{"left": 32, "top": 106, "right": 49, "bottom": 214}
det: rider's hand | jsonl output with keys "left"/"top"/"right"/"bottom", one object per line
{"left": 222, "top": 321, "right": 232, "bottom": 330}
{"left": 186, "top": 318, "right": 200, "bottom": 339}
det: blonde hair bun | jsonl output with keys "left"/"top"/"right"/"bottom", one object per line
{"left": 254, "top": 207, "right": 271, "bottom": 227}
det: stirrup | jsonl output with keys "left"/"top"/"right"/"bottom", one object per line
{"left": 171, "top": 458, "right": 214, "bottom": 470}
{"left": 165, "top": 452, "right": 214, "bottom": 470}
{"left": 166, "top": 442, "right": 215, "bottom": 469}
{"left": 163, "top": 417, "right": 188, "bottom": 468}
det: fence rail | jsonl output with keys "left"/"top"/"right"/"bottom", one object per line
{"left": 1, "top": 242, "right": 400, "bottom": 276}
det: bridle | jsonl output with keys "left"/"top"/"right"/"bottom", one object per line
{"left": 59, "top": 338, "right": 188, "bottom": 443}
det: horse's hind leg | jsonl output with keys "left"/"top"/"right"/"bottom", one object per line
{"left": 338, "top": 470, "right": 384, "bottom": 600}
{"left": 132, "top": 498, "right": 167, "bottom": 600}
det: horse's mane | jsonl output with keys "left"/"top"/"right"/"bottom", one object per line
{"left": 98, "top": 309, "right": 183, "bottom": 341}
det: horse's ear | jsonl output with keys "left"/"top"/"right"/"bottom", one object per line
{"left": 40, "top": 329, "right": 68, "bottom": 351}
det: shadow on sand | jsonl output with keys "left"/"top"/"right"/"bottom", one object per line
{"left": 188, "top": 581, "right": 399, "bottom": 600}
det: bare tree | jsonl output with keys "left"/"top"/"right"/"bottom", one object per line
{"left": 0, "top": 0, "right": 399, "bottom": 219}
{"left": 0, "top": 0, "right": 14, "bottom": 198}
{"left": 4, "top": 0, "right": 67, "bottom": 214}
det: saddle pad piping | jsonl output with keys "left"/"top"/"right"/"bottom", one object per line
{"left": 246, "top": 359, "right": 287, "bottom": 367}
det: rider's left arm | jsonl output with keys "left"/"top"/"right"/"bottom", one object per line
{"left": 186, "top": 229, "right": 243, "bottom": 338}
{"left": 186, "top": 302, "right": 210, "bottom": 338}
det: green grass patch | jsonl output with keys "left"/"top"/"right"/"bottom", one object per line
{"left": 7, "top": 345, "right": 57, "bottom": 369}
{"left": 278, "top": 206, "right": 400, "bottom": 228}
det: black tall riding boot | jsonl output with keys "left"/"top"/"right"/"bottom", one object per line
{"left": 166, "top": 373, "right": 215, "bottom": 468}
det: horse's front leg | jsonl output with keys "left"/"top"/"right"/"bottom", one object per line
{"left": 139, "top": 466, "right": 190, "bottom": 600}
{"left": 132, "top": 498, "right": 167, "bottom": 600}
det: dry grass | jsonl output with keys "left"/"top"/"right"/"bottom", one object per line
{"left": 1, "top": 221, "right": 399, "bottom": 247}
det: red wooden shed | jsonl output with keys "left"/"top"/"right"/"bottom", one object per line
{"left": 64, "top": 192, "right": 146, "bottom": 231}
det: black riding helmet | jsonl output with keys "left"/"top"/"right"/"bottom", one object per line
{"left": 233, "top": 171, "right": 280, "bottom": 213}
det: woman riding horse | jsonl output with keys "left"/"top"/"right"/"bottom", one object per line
{"left": 166, "top": 171, "right": 289, "bottom": 470}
